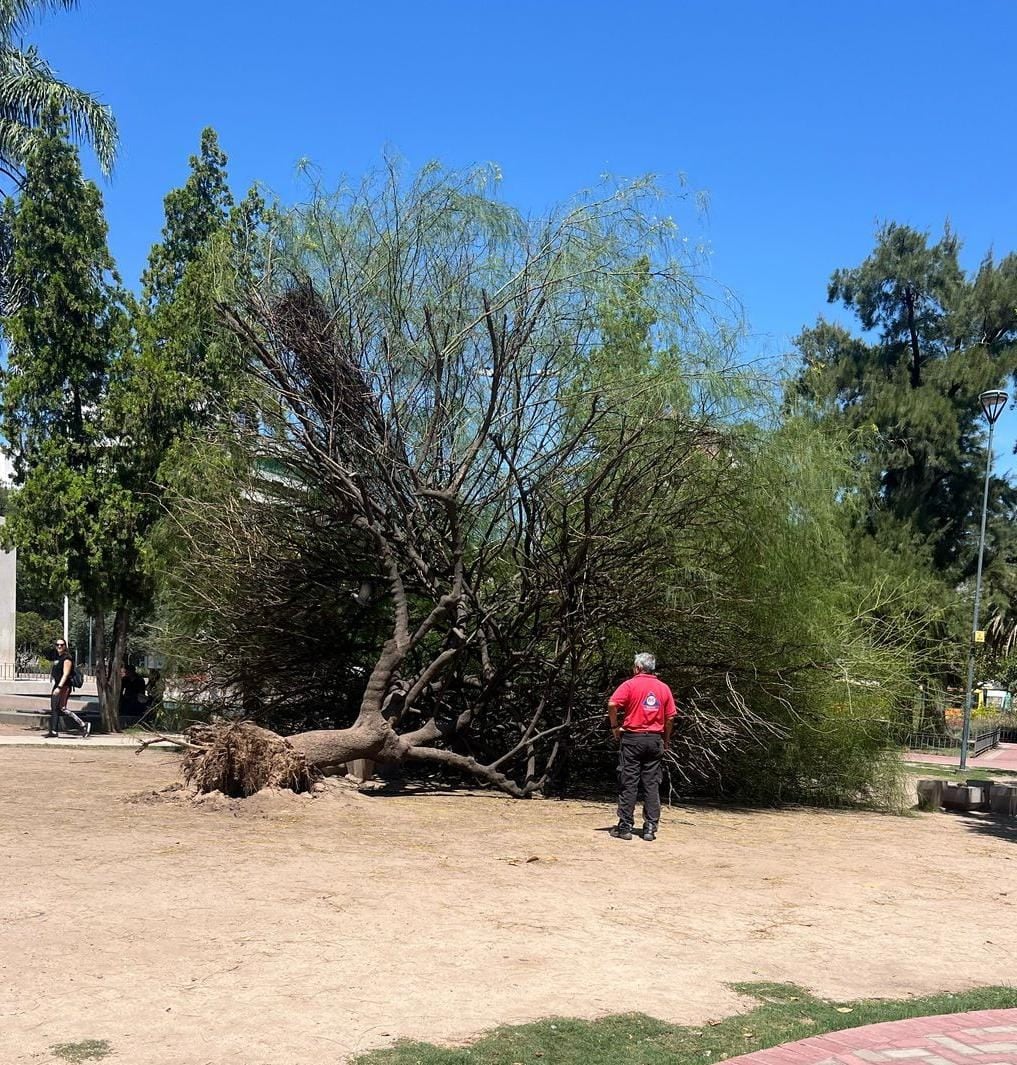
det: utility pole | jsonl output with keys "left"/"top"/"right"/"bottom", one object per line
{"left": 959, "top": 389, "right": 1008, "bottom": 770}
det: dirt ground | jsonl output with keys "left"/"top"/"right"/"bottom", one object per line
{"left": 2, "top": 749, "right": 1015, "bottom": 1065}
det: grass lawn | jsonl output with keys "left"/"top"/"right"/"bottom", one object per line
{"left": 903, "top": 762, "right": 1017, "bottom": 781}
{"left": 353, "top": 983, "right": 1017, "bottom": 1065}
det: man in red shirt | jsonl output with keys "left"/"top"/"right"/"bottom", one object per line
{"left": 607, "top": 652, "right": 676, "bottom": 841}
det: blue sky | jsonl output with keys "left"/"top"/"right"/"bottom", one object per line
{"left": 35, "top": 0, "right": 1017, "bottom": 471}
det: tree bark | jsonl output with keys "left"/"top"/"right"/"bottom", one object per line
{"left": 179, "top": 709, "right": 560, "bottom": 798}
{"left": 287, "top": 723, "right": 399, "bottom": 771}
{"left": 93, "top": 605, "right": 128, "bottom": 733}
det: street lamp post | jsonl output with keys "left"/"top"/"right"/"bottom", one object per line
{"left": 959, "top": 388, "right": 1009, "bottom": 770}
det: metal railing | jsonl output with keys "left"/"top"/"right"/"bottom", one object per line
{"left": 0, "top": 662, "right": 98, "bottom": 682}
{"left": 998, "top": 715, "right": 1017, "bottom": 744}
{"left": 973, "top": 725, "right": 1000, "bottom": 756}
{"left": 0, "top": 663, "right": 50, "bottom": 681}
{"left": 903, "top": 722, "right": 1000, "bottom": 758}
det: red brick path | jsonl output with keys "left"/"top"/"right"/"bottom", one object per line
{"left": 716, "top": 1011, "right": 1017, "bottom": 1065}
{"left": 906, "top": 742, "right": 1017, "bottom": 772}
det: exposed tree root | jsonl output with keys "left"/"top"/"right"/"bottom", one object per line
{"left": 182, "top": 721, "right": 319, "bottom": 797}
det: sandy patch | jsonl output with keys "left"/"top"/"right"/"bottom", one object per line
{"left": 1, "top": 747, "right": 1014, "bottom": 1064}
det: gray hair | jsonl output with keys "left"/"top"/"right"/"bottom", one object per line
{"left": 634, "top": 652, "right": 656, "bottom": 674}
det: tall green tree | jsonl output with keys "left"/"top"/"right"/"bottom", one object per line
{"left": 141, "top": 127, "right": 232, "bottom": 307}
{"left": 792, "top": 223, "right": 1017, "bottom": 596}
{"left": 112, "top": 130, "right": 264, "bottom": 675}
{"left": 790, "top": 223, "right": 1017, "bottom": 687}
{"left": 0, "top": 125, "right": 136, "bottom": 729}
{"left": 127, "top": 127, "right": 262, "bottom": 467}
{"left": 0, "top": 0, "right": 117, "bottom": 183}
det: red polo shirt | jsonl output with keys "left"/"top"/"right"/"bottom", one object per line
{"left": 609, "top": 673, "right": 676, "bottom": 733}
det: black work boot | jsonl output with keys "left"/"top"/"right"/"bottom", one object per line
{"left": 642, "top": 821, "right": 658, "bottom": 842}
{"left": 609, "top": 822, "right": 634, "bottom": 840}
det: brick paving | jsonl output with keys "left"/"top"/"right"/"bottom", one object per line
{"left": 716, "top": 1011, "right": 1017, "bottom": 1065}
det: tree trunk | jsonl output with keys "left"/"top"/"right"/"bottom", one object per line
{"left": 287, "top": 722, "right": 400, "bottom": 771}
{"left": 182, "top": 717, "right": 552, "bottom": 799}
{"left": 93, "top": 605, "right": 128, "bottom": 733}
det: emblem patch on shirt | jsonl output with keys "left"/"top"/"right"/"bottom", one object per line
{"left": 643, "top": 693, "right": 658, "bottom": 708}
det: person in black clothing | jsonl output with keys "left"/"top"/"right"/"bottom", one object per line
{"left": 119, "top": 663, "right": 148, "bottom": 720}
{"left": 45, "top": 639, "right": 89, "bottom": 738}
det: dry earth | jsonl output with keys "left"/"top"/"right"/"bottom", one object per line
{"left": 1, "top": 748, "right": 1015, "bottom": 1065}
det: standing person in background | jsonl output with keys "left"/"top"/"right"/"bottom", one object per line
{"left": 145, "top": 668, "right": 165, "bottom": 720}
{"left": 607, "top": 652, "right": 675, "bottom": 841}
{"left": 44, "top": 639, "right": 89, "bottom": 739}
{"left": 118, "top": 663, "right": 147, "bottom": 720}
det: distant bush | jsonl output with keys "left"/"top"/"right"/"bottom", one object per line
{"left": 16, "top": 611, "right": 62, "bottom": 658}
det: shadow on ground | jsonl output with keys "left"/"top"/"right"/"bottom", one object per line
{"left": 957, "top": 810, "right": 1017, "bottom": 843}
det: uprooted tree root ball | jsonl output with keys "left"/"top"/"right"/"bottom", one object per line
{"left": 182, "top": 721, "right": 319, "bottom": 797}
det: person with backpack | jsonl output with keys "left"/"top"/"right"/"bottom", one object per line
{"left": 607, "top": 652, "right": 676, "bottom": 841}
{"left": 44, "top": 638, "right": 90, "bottom": 739}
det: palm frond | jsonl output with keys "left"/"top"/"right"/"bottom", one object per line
{"left": 0, "top": 1, "right": 78, "bottom": 39}
{"left": 0, "top": 115, "right": 32, "bottom": 182}
{"left": 0, "top": 43, "right": 117, "bottom": 173}
{"left": 987, "top": 609, "right": 1017, "bottom": 658}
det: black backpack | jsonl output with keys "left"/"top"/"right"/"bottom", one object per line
{"left": 71, "top": 663, "right": 83, "bottom": 689}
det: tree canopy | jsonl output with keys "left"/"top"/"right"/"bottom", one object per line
{"left": 0, "top": 125, "right": 255, "bottom": 728}
{"left": 156, "top": 165, "right": 925, "bottom": 806}
{"left": 789, "top": 222, "right": 1017, "bottom": 702}
{"left": 0, "top": 124, "right": 133, "bottom": 726}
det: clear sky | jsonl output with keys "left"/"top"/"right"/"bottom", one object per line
{"left": 35, "top": 0, "right": 1017, "bottom": 470}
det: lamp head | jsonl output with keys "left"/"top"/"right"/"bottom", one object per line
{"left": 980, "top": 389, "right": 1009, "bottom": 426}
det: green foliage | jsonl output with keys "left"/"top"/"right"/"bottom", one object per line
{"left": 15, "top": 608, "right": 60, "bottom": 653}
{"left": 793, "top": 223, "right": 1017, "bottom": 578}
{"left": 126, "top": 130, "right": 268, "bottom": 677}
{"left": 141, "top": 128, "right": 233, "bottom": 307}
{"left": 557, "top": 260, "right": 918, "bottom": 805}
{"left": 791, "top": 222, "right": 1017, "bottom": 678}
{"left": 655, "top": 417, "right": 926, "bottom": 806}
{"left": 158, "top": 164, "right": 921, "bottom": 806}
{"left": 0, "top": 126, "right": 145, "bottom": 728}
{"left": 353, "top": 983, "right": 1017, "bottom": 1065}
{"left": 0, "top": 123, "right": 264, "bottom": 728}
{"left": 0, "top": 126, "right": 145, "bottom": 611}
{"left": 126, "top": 129, "right": 264, "bottom": 477}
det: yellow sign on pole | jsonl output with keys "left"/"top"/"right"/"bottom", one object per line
{"left": 974, "top": 630, "right": 986, "bottom": 644}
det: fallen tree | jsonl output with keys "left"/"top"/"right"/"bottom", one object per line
{"left": 157, "top": 166, "right": 924, "bottom": 805}
{"left": 159, "top": 166, "right": 774, "bottom": 796}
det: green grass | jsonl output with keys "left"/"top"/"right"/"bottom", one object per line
{"left": 903, "top": 762, "right": 1017, "bottom": 781}
{"left": 352, "top": 983, "right": 1017, "bottom": 1065}
{"left": 49, "top": 1040, "right": 112, "bottom": 1063}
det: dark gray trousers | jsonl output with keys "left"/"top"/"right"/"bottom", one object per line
{"left": 50, "top": 686, "right": 86, "bottom": 734}
{"left": 616, "top": 731, "right": 664, "bottom": 828}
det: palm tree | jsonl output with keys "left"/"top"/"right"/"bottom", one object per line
{"left": 987, "top": 606, "right": 1017, "bottom": 659}
{"left": 0, "top": 0, "right": 117, "bottom": 184}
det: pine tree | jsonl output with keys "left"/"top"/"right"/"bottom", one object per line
{"left": 0, "top": 125, "right": 136, "bottom": 730}
{"left": 793, "top": 222, "right": 1017, "bottom": 579}
{"left": 126, "top": 127, "right": 263, "bottom": 462}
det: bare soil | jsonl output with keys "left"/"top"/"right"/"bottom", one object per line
{"left": 2, "top": 748, "right": 1015, "bottom": 1065}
